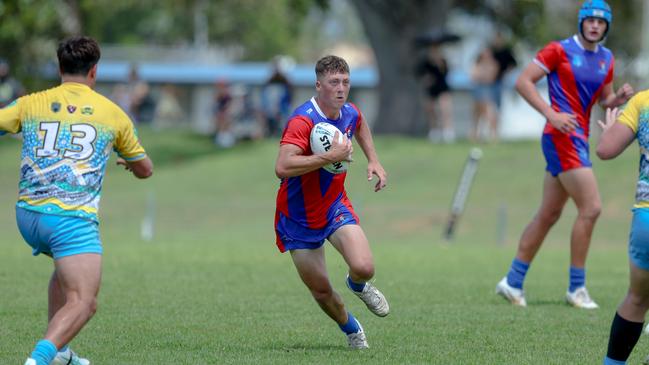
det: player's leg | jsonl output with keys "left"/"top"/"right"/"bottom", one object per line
{"left": 558, "top": 167, "right": 601, "bottom": 308}
{"left": 45, "top": 254, "right": 101, "bottom": 346}
{"left": 329, "top": 224, "right": 389, "bottom": 317}
{"left": 604, "top": 209, "right": 649, "bottom": 364}
{"left": 496, "top": 172, "right": 568, "bottom": 306}
{"left": 48, "top": 272, "right": 90, "bottom": 365}
{"left": 290, "top": 247, "right": 368, "bottom": 348}
{"left": 27, "top": 254, "right": 100, "bottom": 365}
{"left": 604, "top": 263, "right": 649, "bottom": 364}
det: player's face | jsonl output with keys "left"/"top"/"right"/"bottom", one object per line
{"left": 582, "top": 17, "right": 608, "bottom": 43}
{"left": 316, "top": 72, "right": 350, "bottom": 113}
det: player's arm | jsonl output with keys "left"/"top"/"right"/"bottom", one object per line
{"left": 596, "top": 107, "right": 635, "bottom": 160}
{"left": 515, "top": 62, "right": 578, "bottom": 133}
{"left": 599, "top": 82, "right": 634, "bottom": 109}
{"left": 116, "top": 156, "right": 153, "bottom": 179}
{"left": 354, "top": 113, "right": 387, "bottom": 192}
{"left": 0, "top": 98, "right": 23, "bottom": 134}
{"left": 275, "top": 135, "right": 351, "bottom": 179}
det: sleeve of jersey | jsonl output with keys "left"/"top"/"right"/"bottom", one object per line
{"left": 617, "top": 93, "right": 640, "bottom": 134}
{"left": 0, "top": 98, "right": 23, "bottom": 134}
{"left": 114, "top": 109, "right": 147, "bottom": 161}
{"left": 280, "top": 116, "right": 312, "bottom": 152}
{"left": 533, "top": 42, "right": 561, "bottom": 74}
{"left": 350, "top": 103, "right": 363, "bottom": 129}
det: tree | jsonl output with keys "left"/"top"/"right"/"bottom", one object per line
{"left": 349, "top": 0, "right": 451, "bottom": 135}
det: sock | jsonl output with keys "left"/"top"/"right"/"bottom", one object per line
{"left": 30, "top": 339, "right": 57, "bottom": 365}
{"left": 347, "top": 276, "right": 366, "bottom": 292}
{"left": 506, "top": 258, "right": 529, "bottom": 289}
{"left": 58, "top": 345, "right": 69, "bottom": 354}
{"left": 605, "top": 312, "right": 644, "bottom": 362}
{"left": 339, "top": 312, "right": 361, "bottom": 334}
{"left": 569, "top": 266, "right": 585, "bottom": 293}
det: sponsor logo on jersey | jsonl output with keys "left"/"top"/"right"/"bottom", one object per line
{"left": 81, "top": 105, "right": 94, "bottom": 115}
{"left": 67, "top": 105, "right": 77, "bottom": 114}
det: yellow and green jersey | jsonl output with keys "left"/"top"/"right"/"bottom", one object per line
{"left": 618, "top": 89, "right": 649, "bottom": 208}
{"left": 0, "top": 82, "right": 146, "bottom": 222}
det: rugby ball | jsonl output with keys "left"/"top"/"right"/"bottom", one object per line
{"left": 310, "top": 122, "right": 349, "bottom": 174}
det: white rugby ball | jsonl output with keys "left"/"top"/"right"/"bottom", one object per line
{"left": 310, "top": 122, "right": 349, "bottom": 174}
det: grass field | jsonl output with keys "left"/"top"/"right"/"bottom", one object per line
{"left": 0, "top": 128, "right": 646, "bottom": 364}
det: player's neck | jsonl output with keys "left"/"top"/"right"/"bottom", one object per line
{"left": 576, "top": 34, "right": 598, "bottom": 51}
{"left": 60, "top": 75, "right": 95, "bottom": 88}
{"left": 314, "top": 97, "right": 341, "bottom": 119}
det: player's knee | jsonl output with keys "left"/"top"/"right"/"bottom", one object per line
{"left": 309, "top": 284, "right": 334, "bottom": 303}
{"left": 627, "top": 292, "right": 649, "bottom": 312}
{"left": 579, "top": 203, "right": 601, "bottom": 221}
{"left": 350, "top": 262, "right": 375, "bottom": 281}
{"left": 538, "top": 209, "right": 562, "bottom": 227}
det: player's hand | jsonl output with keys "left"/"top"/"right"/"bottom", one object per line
{"left": 327, "top": 131, "right": 353, "bottom": 163}
{"left": 367, "top": 161, "right": 387, "bottom": 192}
{"left": 615, "top": 83, "right": 634, "bottom": 104}
{"left": 597, "top": 107, "right": 621, "bottom": 132}
{"left": 116, "top": 157, "right": 132, "bottom": 171}
{"left": 547, "top": 110, "right": 578, "bottom": 134}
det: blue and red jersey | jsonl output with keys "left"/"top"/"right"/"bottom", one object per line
{"left": 534, "top": 35, "right": 614, "bottom": 138}
{"left": 275, "top": 97, "right": 362, "bottom": 234}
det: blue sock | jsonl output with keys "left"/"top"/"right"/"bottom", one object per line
{"left": 569, "top": 266, "right": 585, "bottom": 293}
{"left": 339, "top": 312, "right": 361, "bottom": 334}
{"left": 506, "top": 258, "right": 530, "bottom": 289}
{"left": 30, "top": 339, "right": 57, "bottom": 365}
{"left": 603, "top": 357, "right": 627, "bottom": 365}
{"left": 58, "top": 345, "right": 69, "bottom": 353}
{"left": 346, "top": 276, "right": 366, "bottom": 292}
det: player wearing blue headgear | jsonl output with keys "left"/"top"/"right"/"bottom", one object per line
{"left": 495, "top": 0, "right": 634, "bottom": 310}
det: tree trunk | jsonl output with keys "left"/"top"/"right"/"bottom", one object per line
{"left": 349, "top": 0, "right": 450, "bottom": 135}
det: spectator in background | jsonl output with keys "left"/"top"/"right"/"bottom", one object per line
{"left": 490, "top": 31, "right": 518, "bottom": 131}
{"left": 261, "top": 57, "right": 293, "bottom": 137}
{"left": 110, "top": 64, "right": 155, "bottom": 124}
{"left": 470, "top": 47, "right": 499, "bottom": 142}
{"left": 154, "top": 84, "right": 184, "bottom": 128}
{"left": 417, "top": 44, "right": 454, "bottom": 143}
{"left": 213, "top": 79, "right": 235, "bottom": 148}
{"left": 0, "top": 58, "right": 25, "bottom": 108}
{"left": 127, "top": 65, "right": 156, "bottom": 124}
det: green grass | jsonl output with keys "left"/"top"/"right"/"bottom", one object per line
{"left": 0, "top": 128, "right": 646, "bottom": 364}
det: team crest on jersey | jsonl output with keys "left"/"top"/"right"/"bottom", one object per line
{"left": 51, "top": 102, "right": 61, "bottom": 113}
{"left": 67, "top": 105, "right": 77, "bottom": 114}
{"left": 598, "top": 60, "right": 607, "bottom": 74}
{"left": 81, "top": 105, "right": 94, "bottom": 115}
{"left": 571, "top": 54, "right": 584, "bottom": 68}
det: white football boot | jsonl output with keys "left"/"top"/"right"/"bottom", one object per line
{"left": 566, "top": 287, "right": 599, "bottom": 309}
{"left": 23, "top": 359, "right": 36, "bottom": 365}
{"left": 346, "top": 276, "right": 390, "bottom": 317}
{"left": 51, "top": 348, "right": 90, "bottom": 365}
{"left": 495, "top": 277, "right": 527, "bottom": 307}
{"left": 346, "top": 322, "right": 369, "bottom": 349}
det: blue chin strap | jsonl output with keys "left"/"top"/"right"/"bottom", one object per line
{"left": 578, "top": 0, "right": 612, "bottom": 41}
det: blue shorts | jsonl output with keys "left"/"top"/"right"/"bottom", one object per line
{"left": 629, "top": 208, "right": 649, "bottom": 271}
{"left": 542, "top": 133, "right": 591, "bottom": 177}
{"left": 16, "top": 207, "right": 102, "bottom": 260}
{"left": 275, "top": 200, "right": 359, "bottom": 252}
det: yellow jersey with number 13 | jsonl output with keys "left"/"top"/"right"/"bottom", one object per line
{"left": 0, "top": 82, "right": 146, "bottom": 222}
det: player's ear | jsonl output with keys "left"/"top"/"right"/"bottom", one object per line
{"left": 88, "top": 64, "right": 98, "bottom": 82}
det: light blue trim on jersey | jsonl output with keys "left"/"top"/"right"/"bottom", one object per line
{"left": 16, "top": 207, "right": 102, "bottom": 259}
{"left": 122, "top": 153, "right": 147, "bottom": 162}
